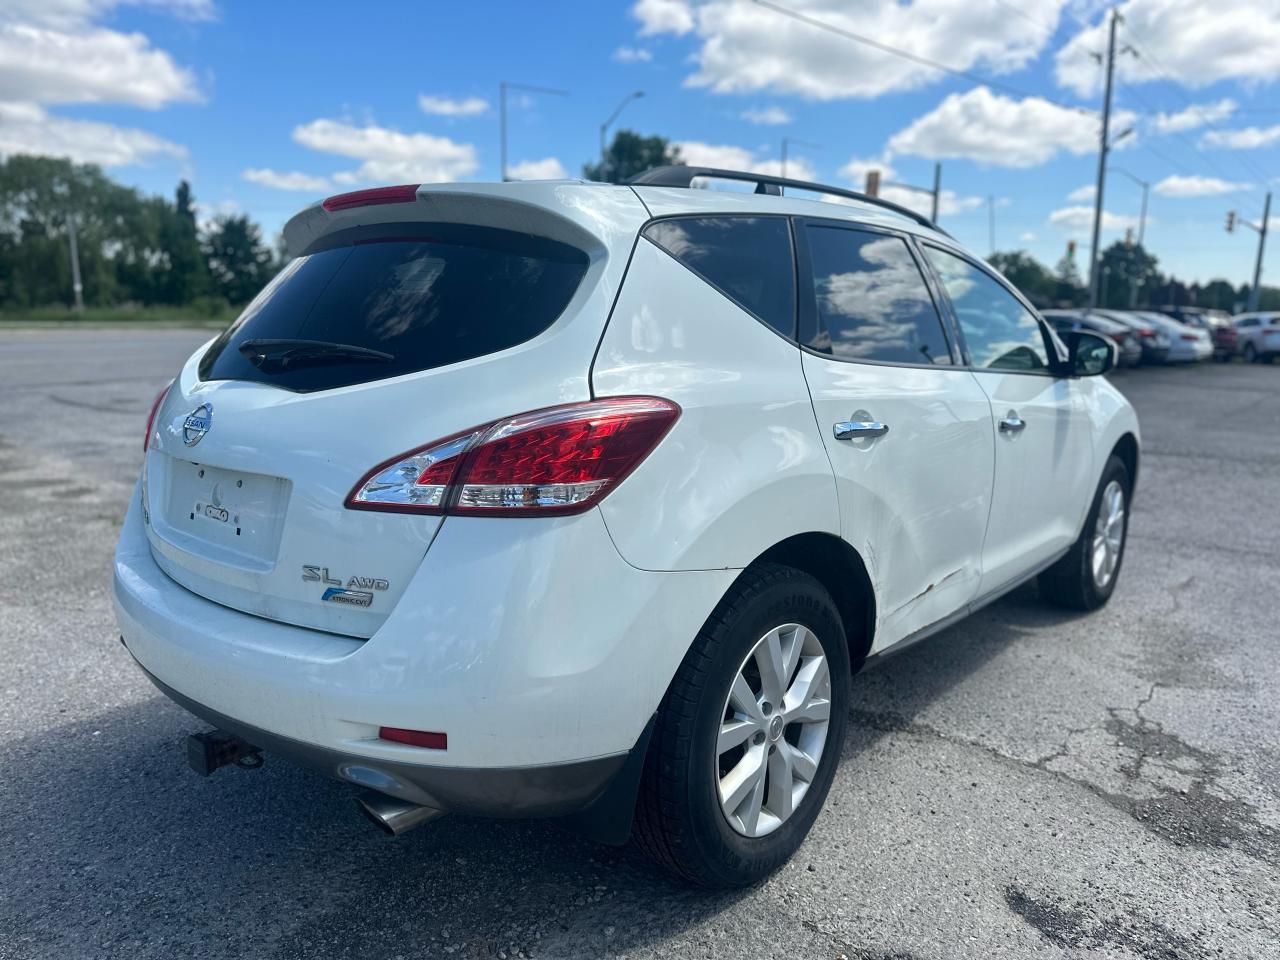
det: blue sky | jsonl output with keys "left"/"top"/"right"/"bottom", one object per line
{"left": 3, "top": 0, "right": 1278, "bottom": 285}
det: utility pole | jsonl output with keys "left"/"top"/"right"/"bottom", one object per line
{"left": 67, "top": 215, "right": 84, "bottom": 312}
{"left": 499, "top": 81, "right": 569, "bottom": 182}
{"left": 1087, "top": 8, "right": 1120, "bottom": 308}
{"left": 600, "top": 90, "right": 644, "bottom": 182}
{"left": 1248, "top": 192, "right": 1271, "bottom": 311}
{"left": 988, "top": 194, "right": 996, "bottom": 255}
{"left": 931, "top": 162, "right": 941, "bottom": 224}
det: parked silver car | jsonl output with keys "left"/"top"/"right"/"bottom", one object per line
{"left": 1232, "top": 312, "right": 1280, "bottom": 363}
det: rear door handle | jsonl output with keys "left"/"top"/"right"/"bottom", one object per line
{"left": 998, "top": 412, "right": 1026, "bottom": 434}
{"left": 834, "top": 420, "right": 889, "bottom": 440}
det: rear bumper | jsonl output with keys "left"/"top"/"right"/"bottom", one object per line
{"left": 131, "top": 655, "right": 626, "bottom": 816}
{"left": 114, "top": 483, "right": 734, "bottom": 803}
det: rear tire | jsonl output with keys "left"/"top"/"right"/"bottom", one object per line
{"left": 1243, "top": 343, "right": 1257, "bottom": 364}
{"left": 1039, "top": 455, "right": 1131, "bottom": 611}
{"left": 633, "top": 563, "right": 850, "bottom": 887}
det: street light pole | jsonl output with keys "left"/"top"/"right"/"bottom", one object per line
{"left": 779, "top": 137, "right": 822, "bottom": 185}
{"left": 67, "top": 214, "right": 83, "bottom": 312}
{"left": 931, "top": 162, "right": 941, "bottom": 224}
{"left": 1087, "top": 7, "right": 1120, "bottom": 309}
{"left": 499, "top": 81, "right": 570, "bottom": 182}
{"left": 1108, "top": 166, "right": 1150, "bottom": 247}
{"left": 600, "top": 91, "right": 644, "bottom": 182}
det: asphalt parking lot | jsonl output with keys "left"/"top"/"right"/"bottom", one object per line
{"left": 1, "top": 328, "right": 1277, "bottom": 960}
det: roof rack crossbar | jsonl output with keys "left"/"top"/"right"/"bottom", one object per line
{"left": 629, "top": 165, "right": 948, "bottom": 235}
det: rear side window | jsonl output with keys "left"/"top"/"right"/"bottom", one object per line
{"left": 199, "top": 224, "right": 588, "bottom": 393}
{"left": 643, "top": 216, "right": 795, "bottom": 338}
{"left": 803, "top": 225, "right": 952, "bottom": 365}
{"left": 925, "top": 246, "right": 1051, "bottom": 372}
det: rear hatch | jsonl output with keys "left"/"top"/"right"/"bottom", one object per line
{"left": 143, "top": 182, "right": 648, "bottom": 637}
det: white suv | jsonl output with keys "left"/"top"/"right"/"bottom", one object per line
{"left": 114, "top": 168, "right": 1139, "bottom": 887}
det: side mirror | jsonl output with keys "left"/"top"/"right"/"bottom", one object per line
{"left": 1063, "top": 330, "right": 1116, "bottom": 377}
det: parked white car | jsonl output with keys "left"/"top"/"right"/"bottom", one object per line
{"left": 114, "top": 168, "right": 1140, "bottom": 887}
{"left": 1232, "top": 312, "right": 1280, "bottom": 363}
{"left": 1119, "top": 311, "right": 1211, "bottom": 362}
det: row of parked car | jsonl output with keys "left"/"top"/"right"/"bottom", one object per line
{"left": 1041, "top": 306, "right": 1280, "bottom": 367}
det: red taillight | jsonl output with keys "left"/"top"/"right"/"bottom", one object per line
{"left": 322, "top": 183, "right": 420, "bottom": 212}
{"left": 1180, "top": 334, "right": 1198, "bottom": 341}
{"left": 1139, "top": 328, "right": 1156, "bottom": 338}
{"left": 346, "top": 397, "right": 681, "bottom": 517}
{"left": 143, "top": 380, "right": 173, "bottom": 451}
{"left": 378, "top": 727, "right": 447, "bottom": 750}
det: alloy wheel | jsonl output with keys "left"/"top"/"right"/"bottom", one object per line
{"left": 716, "top": 623, "right": 831, "bottom": 838}
{"left": 1091, "top": 479, "right": 1126, "bottom": 589}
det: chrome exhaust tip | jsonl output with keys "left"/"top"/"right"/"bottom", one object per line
{"left": 356, "top": 791, "right": 446, "bottom": 836}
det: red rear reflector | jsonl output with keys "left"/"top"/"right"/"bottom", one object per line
{"left": 144, "top": 380, "right": 173, "bottom": 451}
{"left": 378, "top": 727, "right": 447, "bottom": 750}
{"left": 322, "top": 184, "right": 420, "bottom": 212}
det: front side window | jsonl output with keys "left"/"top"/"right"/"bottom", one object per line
{"left": 803, "top": 225, "right": 952, "bottom": 365}
{"left": 925, "top": 246, "right": 1051, "bottom": 372}
{"left": 643, "top": 216, "right": 795, "bottom": 338}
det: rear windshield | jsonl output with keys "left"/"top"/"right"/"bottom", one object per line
{"left": 199, "top": 223, "right": 589, "bottom": 393}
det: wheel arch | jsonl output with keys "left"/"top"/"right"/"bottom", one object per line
{"left": 751, "top": 532, "right": 876, "bottom": 673}
{"left": 1111, "top": 431, "right": 1140, "bottom": 495}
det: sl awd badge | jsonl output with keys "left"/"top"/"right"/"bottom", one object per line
{"left": 303, "top": 565, "right": 389, "bottom": 608}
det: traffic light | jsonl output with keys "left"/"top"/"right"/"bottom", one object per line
{"left": 1066, "top": 240, "right": 1076, "bottom": 260}
{"left": 1124, "top": 228, "right": 1134, "bottom": 248}
{"left": 865, "top": 170, "right": 880, "bottom": 197}
{"left": 1226, "top": 210, "right": 1236, "bottom": 233}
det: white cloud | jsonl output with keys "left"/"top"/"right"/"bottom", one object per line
{"left": 634, "top": 0, "right": 1062, "bottom": 100}
{"left": 292, "top": 118, "right": 479, "bottom": 184}
{"left": 0, "top": 99, "right": 185, "bottom": 166}
{"left": 741, "top": 105, "right": 791, "bottom": 125}
{"left": 507, "top": 157, "right": 568, "bottom": 180}
{"left": 417, "top": 94, "right": 488, "bottom": 117}
{"left": 1152, "top": 98, "right": 1236, "bottom": 134}
{"left": 242, "top": 168, "right": 332, "bottom": 192}
{"left": 634, "top": 0, "right": 694, "bottom": 36}
{"left": 1200, "top": 124, "right": 1280, "bottom": 150}
{"left": 0, "top": 22, "right": 199, "bottom": 108}
{"left": 613, "top": 46, "right": 653, "bottom": 63}
{"left": 1020, "top": 231, "right": 1037, "bottom": 243}
{"left": 1152, "top": 174, "right": 1249, "bottom": 197}
{"left": 677, "top": 139, "right": 816, "bottom": 181}
{"left": 1056, "top": 0, "right": 1280, "bottom": 96}
{"left": 888, "top": 87, "right": 1131, "bottom": 169}
{"left": 1049, "top": 205, "right": 1140, "bottom": 233}
{"left": 1068, "top": 184, "right": 1096, "bottom": 202}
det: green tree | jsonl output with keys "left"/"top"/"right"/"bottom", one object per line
{"left": 583, "top": 130, "right": 683, "bottom": 184}
{"left": 1053, "top": 252, "right": 1086, "bottom": 306}
{"left": 202, "top": 214, "right": 273, "bottom": 305}
{"left": 156, "top": 180, "right": 208, "bottom": 305}
{"left": 1098, "top": 240, "right": 1160, "bottom": 308}
{"left": 989, "top": 251, "right": 1057, "bottom": 306}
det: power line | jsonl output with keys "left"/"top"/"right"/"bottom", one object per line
{"left": 1117, "top": 25, "right": 1273, "bottom": 188}
{"left": 750, "top": 0, "right": 1095, "bottom": 116}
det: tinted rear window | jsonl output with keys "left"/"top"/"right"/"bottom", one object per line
{"left": 199, "top": 224, "right": 588, "bottom": 393}
{"left": 643, "top": 216, "right": 795, "bottom": 338}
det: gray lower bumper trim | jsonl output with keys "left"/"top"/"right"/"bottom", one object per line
{"left": 135, "top": 657, "right": 628, "bottom": 818}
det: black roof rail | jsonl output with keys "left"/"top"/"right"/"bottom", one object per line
{"left": 629, "top": 165, "right": 948, "bottom": 235}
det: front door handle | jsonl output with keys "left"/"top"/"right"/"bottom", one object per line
{"left": 998, "top": 411, "right": 1026, "bottom": 434}
{"left": 834, "top": 420, "right": 889, "bottom": 440}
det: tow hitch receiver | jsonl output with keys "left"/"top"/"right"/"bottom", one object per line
{"left": 186, "top": 729, "right": 264, "bottom": 777}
